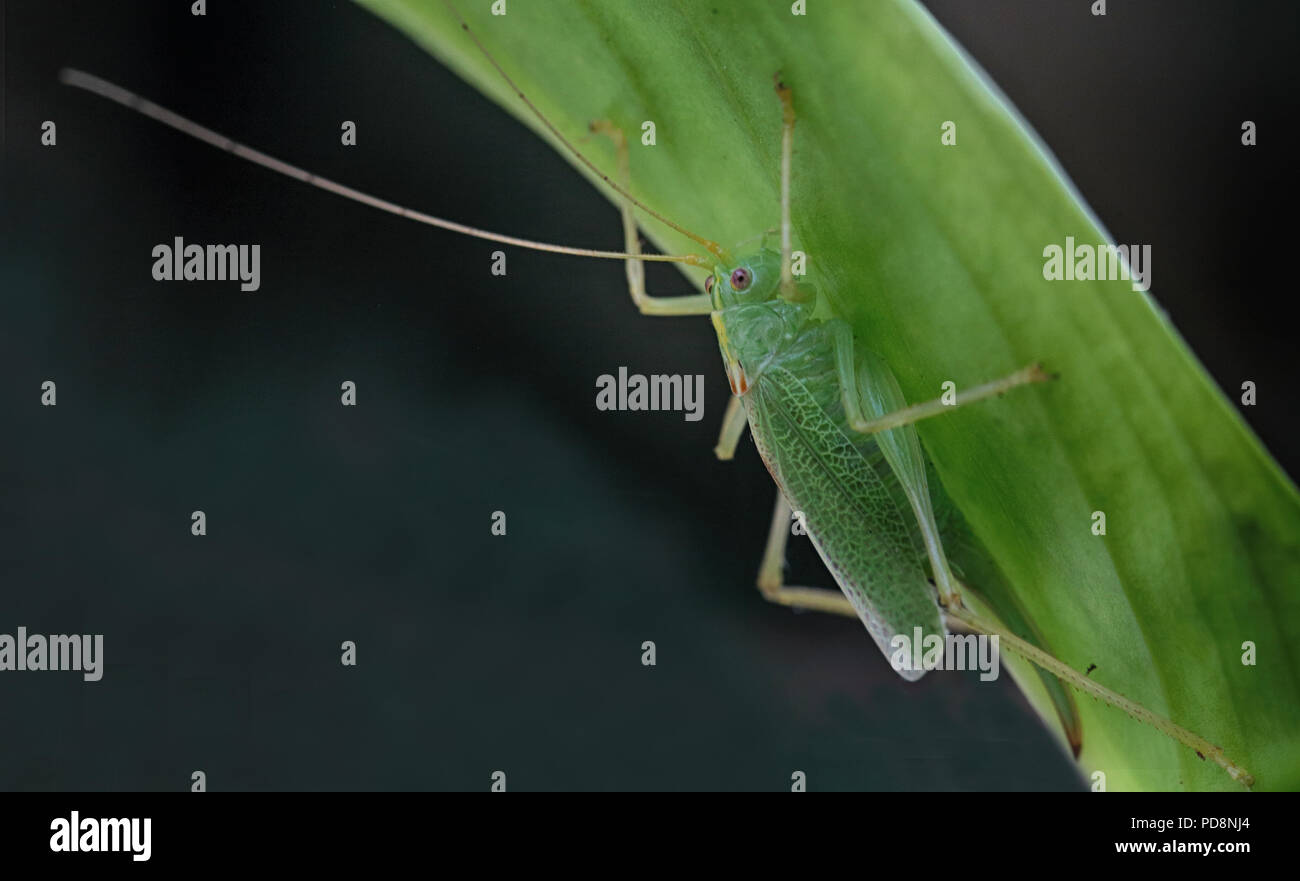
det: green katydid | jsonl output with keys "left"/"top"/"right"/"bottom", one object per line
{"left": 57, "top": 5, "right": 1255, "bottom": 787}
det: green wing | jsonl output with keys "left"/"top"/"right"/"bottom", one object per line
{"left": 747, "top": 365, "right": 944, "bottom": 680}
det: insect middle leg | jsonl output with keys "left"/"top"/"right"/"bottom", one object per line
{"left": 589, "top": 120, "right": 714, "bottom": 316}
{"left": 756, "top": 492, "right": 858, "bottom": 617}
{"left": 713, "top": 395, "right": 749, "bottom": 460}
{"left": 718, "top": 399, "right": 853, "bottom": 617}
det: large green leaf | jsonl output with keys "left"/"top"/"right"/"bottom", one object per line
{"left": 357, "top": 0, "right": 1300, "bottom": 790}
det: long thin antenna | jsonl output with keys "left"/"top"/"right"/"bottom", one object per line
{"left": 59, "top": 68, "right": 707, "bottom": 268}
{"left": 439, "top": 0, "right": 728, "bottom": 264}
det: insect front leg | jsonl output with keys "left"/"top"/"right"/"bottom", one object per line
{"left": 589, "top": 120, "right": 713, "bottom": 316}
{"left": 729, "top": 227, "right": 780, "bottom": 254}
{"left": 755, "top": 492, "right": 858, "bottom": 618}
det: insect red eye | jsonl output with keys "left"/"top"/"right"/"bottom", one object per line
{"left": 704, "top": 275, "right": 714, "bottom": 294}
{"left": 730, "top": 268, "right": 752, "bottom": 291}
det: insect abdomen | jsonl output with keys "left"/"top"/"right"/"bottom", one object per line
{"left": 745, "top": 363, "right": 945, "bottom": 678}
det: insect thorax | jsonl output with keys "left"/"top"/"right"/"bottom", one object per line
{"left": 709, "top": 248, "right": 829, "bottom": 395}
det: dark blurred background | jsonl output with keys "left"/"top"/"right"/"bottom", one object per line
{"left": 0, "top": 1, "right": 1293, "bottom": 791}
